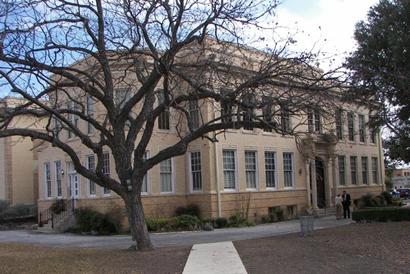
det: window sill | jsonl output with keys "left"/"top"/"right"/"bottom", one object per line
{"left": 262, "top": 132, "right": 275, "bottom": 136}
{"left": 159, "top": 192, "right": 175, "bottom": 195}
{"left": 265, "top": 187, "right": 277, "bottom": 191}
{"left": 246, "top": 188, "right": 258, "bottom": 192}
{"left": 283, "top": 187, "right": 295, "bottom": 190}
{"left": 141, "top": 192, "right": 150, "bottom": 196}
{"left": 223, "top": 189, "right": 237, "bottom": 192}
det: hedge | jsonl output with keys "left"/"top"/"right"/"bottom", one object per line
{"left": 352, "top": 207, "right": 410, "bottom": 222}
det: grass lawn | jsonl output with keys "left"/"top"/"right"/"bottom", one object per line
{"left": 0, "top": 244, "right": 190, "bottom": 274}
{"left": 235, "top": 222, "right": 410, "bottom": 274}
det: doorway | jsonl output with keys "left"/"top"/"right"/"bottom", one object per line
{"left": 315, "top": 158, "right": 326, "bottom": 208}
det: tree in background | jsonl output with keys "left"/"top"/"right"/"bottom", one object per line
{"left": 346, "top": 0, "right": 410, "bottom": 163}
{"left": 0, "top": 0, "right": 341, "bottom": 250}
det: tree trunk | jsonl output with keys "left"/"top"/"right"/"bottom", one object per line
{"left": 124, "top": 193, "right": 153, "bottom": 251}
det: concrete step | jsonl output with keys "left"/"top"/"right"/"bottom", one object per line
{"left": 314, "top": 207, "right": 336, "bottom": 217}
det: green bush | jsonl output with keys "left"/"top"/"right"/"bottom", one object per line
{"left": 214, "top": 217, "right": 228, "bottom": 228}
{"left": 0, "top": 204, "right": 37, "bottom": 219}
{"left": 380, "top": 191, "right": 393, "bottom": 205}
{"left": 0, "top": 200, "right": 10, "bottom": 213}
{"left": 175, "top": 204, "right": 201, "bottom": 218}
{"left": 74, "top": 208, "right": 119, "bottom": 235}
{"left": 146, "top": 218, "right": 169, "bottom": 232}
{"left": 174, "top": 214, "right": 201, "bottom": 230}
{"left": 352, "top": 208, "right": 410, "bottom": 222}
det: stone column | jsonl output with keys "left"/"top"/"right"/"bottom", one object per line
{"left": 305, "top": 161, "right": 311, "bottom": 208}
{"left": 310, "top": 159, "right": 318, "bottom": 210}
{"left": 324, "top": 157, "right": 332, "bottom": 207}
{"left": 331, "top": 156, "right": 338, "bottom": 207}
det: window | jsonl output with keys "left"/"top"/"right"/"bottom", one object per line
{"left": 350, "top": 156, "right": 357, "bottom": 185}
{"left": 188, "top": 100, "right": 200, "bottom": 130}
{"left": 67, "top": 100, "right": 79, "bottom": 139}
{"left": 338, "top": 156, "right": 346, "bottom": 185}
{"left": 142, "top": 151, "right": 149, "bottom": 194}
{"left": 265, "top": 151, "right": 276, "bottom": 188}
{"left": 190, "top": 151, "right": 202, "bottom": 191}
{"left": 160, "top": 158, "right": 173, "bottom": 193}
{"left": 372, "top": 157, "right": 378, "bottom": 184}
{"left": 242, "top": 94, "right": 254, "bottom": 131}
{"left": 347, "top": 112, "right": 355, "bottom": 142}
{"left": 157, "top": 91, "right": 170, "bottom": 130}
{"left": 370, "top": 128, "right": 377, "bottom": 144}
{"left": 45, "top": 162, "right": 51, "bottom": 198}
{"left": 361, "top": 156, "right": 368, "bottom": 184}
{"left": 86, "top": 95, "right": 95, "bottom": 134}
{"left": 335, "top": 109, "right": 343, "bottom": 140}
{"left": 359, "top": 114, "right": 366, "bottom": 143}
{"left": 281, "top": 107, "right": 291, "bottom": 133}
{"left": 52, "top": 118, "right": 63, "bottom": 138}
{"left": 245, "top": 151, "right": 257, "bottom": 189}
{"left": 55, "top": 161, "right": 62, "bottom": 197}
{"left": 102, "top": 153, "right": 111, "bottom": 194}
{"left": 86, "top": 155, "right": 96, "bottom": 196}
{"left": 262, "top": 99, "right": 273, "bottom": 132}
{"left": 308, "top": 108, "right": 321, "bottom": 133}
{"left": 114, "top": 88, "right": 131, "bottom": 109}
{"left": 223, "top": 150, "right": 236, "bottom": 190}
{"left": 283, "top": 153, "right": 294, "bottom": 188}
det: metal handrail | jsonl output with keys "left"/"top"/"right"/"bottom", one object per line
{"left": 38, "top": 198, "right": 74, "bottom": 228}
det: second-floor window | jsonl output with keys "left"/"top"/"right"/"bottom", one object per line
{"left": 338, "top": 156, "right": 346, "bottom": 185}
{"left": 188, "top": 100, "right": 200, "bottom": 130}
{"left": 347, "top": 112, "right": 355, "bottom": 142}
{"left": 350, "top": 156, "right": 357, "bottom": 185}
{"left": 67, "top": 101, "right": 79, "bottom": 139}
{"left": 157, "top": 91, "right": 170, "bottom": 130}
{"left": 281, "top": 107, "right": 291, "bottom": 133}
{"left": 361, "top": 156, "right": 368, "bottom": 184}
{"left": 86, "top": 95, "right": 95, "bottom": 134}
{"left": 335, "top": 109, "right": 343, "bottom": 140}
{"left": 262, "top": 99, "right": 273, "bottom": 132}
{"left": 308, "top": 108, "right": 321, "bottom": 133}
{"left": 359, "top": 114, "right": 366, "bottom": 143}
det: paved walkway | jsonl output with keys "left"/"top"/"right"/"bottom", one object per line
{"left": 183, "top": 241, "right": 247, "bottom": 274}
{"left": 0, "top": 216, "right": 352, "bottom": 249}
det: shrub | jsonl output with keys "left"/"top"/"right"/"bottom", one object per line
{"left": 0, "top": 204, "right": 37, "bottom": 219}
{"left": 0, "top": 200, "right": 10, "bottom": 213}
{"left": 174, "top": 214, "right": 201, "bottom": 231}
{"left": 175, "top": 204, "right": 201, "bottom": 218}
{"left": 74, "top": 208, "right": 118, "bottom": 235}
{"left": 50, "top": 199, "right": 66, "bottom": 215}
{"left": 380, "top": 191, "right": 393, "bottom": 205}
{"left": 352, "top": 207, "right": 410, "bottom": 222}
{"left": 214, "top": 217, "right": 228, "bottom": 228}
{"left": 268, "top": 207, "right": 284, "bottom": 222}
{"left": 145, "top": 218, "right": 169, "bottom": 232}
{"left": 228, "top": 212, "right": 246, "bottom": 227}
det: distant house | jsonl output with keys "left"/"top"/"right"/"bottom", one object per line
{"left": 0, "top": 97, "right": 40, "bottom": 205}
{"left": 392, "top": 169, "right": 410, "bottom": 189}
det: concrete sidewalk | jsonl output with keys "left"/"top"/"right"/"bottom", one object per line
{"left": 183, "top": 242, "right": 247, "bottom": 274}
{"left": 0, "top": 216, "right": 353, "bottom": 249}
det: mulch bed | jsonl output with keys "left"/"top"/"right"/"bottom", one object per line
{"left": 0, "top": 243, "right": 190, "bottom": 274}
{"left": 235, "top": 222, "right": 410, "bottom": 274}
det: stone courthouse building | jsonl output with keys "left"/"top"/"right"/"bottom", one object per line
{"left": 35, "top": 43, "right": 385, "bottom": 223}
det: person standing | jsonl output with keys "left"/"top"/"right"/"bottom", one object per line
{"left": 335, "top": 194, "right": 343, "bottom": 220}
{"left": 342, "top": 191, "right": 351, "bottom": 219}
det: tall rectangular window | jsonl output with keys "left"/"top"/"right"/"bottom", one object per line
{"left": 55, "top": 161, "right": 62, "bottom": 197}
{"left": 335, "top": 109, "right": 343, "bottom": 140}
{"left": 67, "top": 101, "right": 79, "bottom": 139}
{"left": 114, "top": 88, "right": 131, "bottom": 109}
{"left": 359, "top": 114, "right": 366, "bottom": 143}
{"left": 245, "top": 151, "right": 257, "bottom": 189}
{"left": 157, "top": 91, "right": 170, "bottom": 130}
{"left": 281, "top": 107, "right": 291, "bottom": 133}
{"left": 223, "top": 150, "right": 236, "bottom": 190}
{"left": 142, "top": 151, "right": 149, "bottom": 194}
{"left": 86, "top": 155, "right": 96, "bottom": 196}
{"left": 160, "top": 158, "right": 173, "bottom": 193}
{"left": 308, "top": 108, "right": 321, "bottom": 133}
{"left": 262, "top": 99, "right": 273, "bottom": 132}
{"left": 102, "top": 153, "right": 111, "bottom": 194}
{"left": 45, "top": 162, "right": 51, "bottom": 198}
{"left": 283, "top": 153, "right": 294, "bottom": 188}
{"left": 347, "top": 112, "right": 355, "bottom": 142}
{"left": 265, "top": 151, "right": 276, "bottom": 188}
{"left": 188, "top": 100, "right": 200, "bottom": 130}
{"left": 190, "top": 151, "right": 202, "bottom": 191}
{"left": 350, "top": 156, "right": 357, "bottom": 185}
{"left": 338, "top": 156, "right": 346, "bottom": 185}
{"left": 86, "top": 95, "right": 95, "bottom": 134}
{"left": 371, "top": 157, "right": 378, "bottom": 184}
{"left": 370, "top": 128, "right": 377, "bottom": 144}
{"left": 361, "top": 156, "right": 368, "bottom": 184}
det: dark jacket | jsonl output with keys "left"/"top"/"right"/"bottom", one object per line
{"left": 342, "top": 193, "right": 351, "bottom": 206}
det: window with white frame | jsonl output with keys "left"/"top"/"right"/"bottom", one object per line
{"left": 370, "top": 127, "right": 377, "bottom": 144}
{"left": 361, "top": 156, "right": 368, "bottom": 184}
{"left": 347, "top": 112, "right": 355, "bottom": 142}
{"left": 223, "top": 150, "right": 236, "bottom": 190}
{"left": 190, "top": 151, "right": 202, "bottom": 191}
{"left": 308, "top": 108, "right": 321, "bottom": 133}
{"left": 281, "top": 107, "right": 291, "bottom": 133}
{"left": 371, "top": 157, "right": 378, "bottom": 184}
{"left": 142, "top": 151, "right": 149, "bottom": 193}
{"left": 188, "top": 100, "right": 200, "bottom": 130}
{"left": 67, "top": 100, "right": 79, "bottom": 139}
{"left": 157, "top": 91, "right": 170, "bottom": 130}
{"left": 114, "top": 88, "right": 131, "bottom": 109}
{"left": 160, "top": 158, "right": 173, "bottom": 193}
{"left": 338, "top": 156, "right": 346, "bottom": 185}
{"left": 265, "top": 151, "right": 276, "bottom": 188}
{"left": 245, "top": 151, "right": 257, "bottom": 189}
{"left": 55, "top": 161, "right": 62, "bottom": 197}
{"left": 283, "top": 152, "right": 294, "bottom": 187}
{"left": 86, "top": 95, "right": 95, "bottom": 134}
{"left": 350, "top": 156, "right": 357, "bottom": 185}
{"left": 45, "top": 162, "right": 51, "bottom": 198}
{"left": 359, "top": 114, "right": 366, "bottom": 143}
{"left": 86, "top": 155, "right": 96, "bottom": 196}
{"left": 102, "top": 153, "right": 111, "bottom": 194}
{"left": 335, "top": 108, "right": 343, "bottom": 140}
{"left": 262, "top": 98, "right": 273, "bottom": 132}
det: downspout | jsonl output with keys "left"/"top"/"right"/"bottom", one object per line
{"left": 378, "top": 131, "right": 385, "bottom": 191}
{"left": 214, "top": 141, "right": 222, "bottom": 217}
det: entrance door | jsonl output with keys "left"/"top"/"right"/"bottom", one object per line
{"left": 69, "top": 173, "right": 80, "bottom": 199}
{"left": 315, "top": 158, "right": 326, "bottom": 208}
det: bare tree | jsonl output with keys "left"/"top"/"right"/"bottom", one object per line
{"left": 0, "top": 0, "right": 342, "bottom": 250}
